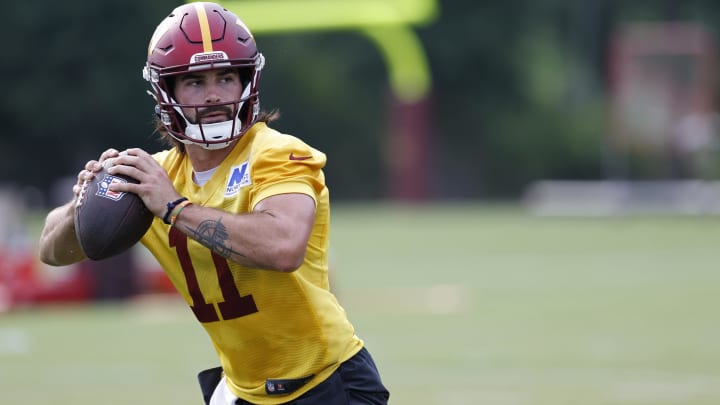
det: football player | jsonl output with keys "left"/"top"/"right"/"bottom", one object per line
{"left": 38, "top": 2, "right": 389, "bottom": 404}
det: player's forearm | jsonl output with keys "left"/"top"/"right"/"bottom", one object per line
{"left": 38, "top": 202, "right": 87, "bottom": 266}
{"left": 171, "top": 205, "right": 307, "bottom": 272}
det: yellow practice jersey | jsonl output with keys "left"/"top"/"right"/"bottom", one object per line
{"left": 140, "top": 122, "right": 363, "bottom": 404}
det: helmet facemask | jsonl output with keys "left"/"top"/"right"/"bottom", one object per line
{"left": 145, "top": 56, "right": 264, "bottom": 150}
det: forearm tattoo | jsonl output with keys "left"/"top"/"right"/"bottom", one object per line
{"left": 186, "top": 218, "right": 245, "bottom": 259}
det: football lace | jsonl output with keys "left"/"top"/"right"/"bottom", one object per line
{"left": 75, "top": 179, "right": 89, "bottom": 208}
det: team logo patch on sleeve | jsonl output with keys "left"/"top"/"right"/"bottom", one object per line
{"left": 225, "top": 161, "right": 251, "bottom": 197}
{"left": 96, "top": 174, "right": 128, "bottom": 201}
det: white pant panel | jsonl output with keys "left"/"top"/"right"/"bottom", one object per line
{"left": 209, "top": 376, "right": 240, "bottom": 405}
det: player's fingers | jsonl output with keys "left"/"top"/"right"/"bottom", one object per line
{"left": 74, "top": 170, "right": 84, "bottom": 191}
{"left": 124, "top": 148, "right": 148, "bottom": 157}
{"left": 72, "top": 179, "right": 88, "bottom": 196}
{"left": 98, "top": 148, "right": 120, "bottom": 162}
{"left": 108, "top": 164, "right": 145, "bottom": 182}
{"left": 78, "top": 167, "right": 90, "bottom": 181}
{"left": 74, "top": 169, "right": 92, "bottom": 201}
{"left": 114, "top": 148, "right": 152, "bottom": 169}
{"left": 84, "top": 160, "right": 104, "bottom": 173}
{"left": 111, "top": 150, "right": 158, "bottom": 174}
{"left": 77, "top": 171, "right": 91, "bottom": 185}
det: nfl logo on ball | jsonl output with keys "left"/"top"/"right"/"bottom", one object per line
{"left": 96, "top": 174, "right": 127, "bottom": 201}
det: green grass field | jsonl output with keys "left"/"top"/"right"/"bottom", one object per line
{"left": 2, "top": 203, "right": 720, "bottom": 404}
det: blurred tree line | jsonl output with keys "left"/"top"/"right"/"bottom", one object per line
{"left": 4, "top": 0, "right": 720, "bottom": 204}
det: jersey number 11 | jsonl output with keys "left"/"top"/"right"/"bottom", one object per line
{"left": 169, "top": 227, "right": 259, "bottom": 323}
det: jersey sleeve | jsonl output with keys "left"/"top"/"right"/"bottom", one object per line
{"left": 247, "top": 132, "right": 327, "bottom": 210}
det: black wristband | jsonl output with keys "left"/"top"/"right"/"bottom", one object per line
{"left": 163, "top": 197, "right": 188, "bottom": 225}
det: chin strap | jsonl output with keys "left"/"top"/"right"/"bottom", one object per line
{"left": 183, "top": 120, "right": 239, "bottom": 150}
{"left": 172, "top": 85, "right": 252, "bottom": 150}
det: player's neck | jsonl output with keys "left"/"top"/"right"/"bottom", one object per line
{"left": 186, "top": 141, "right": 237, "bottom": 172}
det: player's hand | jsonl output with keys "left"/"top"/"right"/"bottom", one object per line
{"left": 73, "top": 148, "right": 121, "bottom": 200}
{"left": 106, "top": 148, "right": 183, "bottom": 218}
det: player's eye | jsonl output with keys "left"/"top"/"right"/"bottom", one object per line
{"left": 178, "top": 76, "right": 203, "bottom": 87}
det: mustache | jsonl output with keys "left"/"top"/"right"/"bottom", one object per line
{"left": 198, "top": 105, "right": 234, "bottom": 119}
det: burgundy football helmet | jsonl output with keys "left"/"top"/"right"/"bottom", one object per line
{"left": 143, "top": 2, "right": 264, "bottom": 149}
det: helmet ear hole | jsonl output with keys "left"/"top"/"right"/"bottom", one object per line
{"left": 238, "top": 102, "right": 249, "bottom": 122}
{"left": 164, "top": 77, "right": 177, "bottom": 98}
{"left": 239, "top": 68, "right": 253, "bottom": 88}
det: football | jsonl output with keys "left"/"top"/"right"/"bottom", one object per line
{"left": 73, "top": 159, "right": 154, "bottom": 260}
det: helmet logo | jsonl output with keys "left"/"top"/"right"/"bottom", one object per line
{"left": 191, "top": 51, "right": 229, "bottom": 64}
{"left": 189, "top": 51, "right": 231, "bottom": 71}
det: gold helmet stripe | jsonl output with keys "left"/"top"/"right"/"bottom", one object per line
{"left": 194, "top": 3, "right": 213, "bottom": 52}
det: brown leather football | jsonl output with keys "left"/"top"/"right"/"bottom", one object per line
{"left": 73, "top": 161, "right": 154, "bottom": 260}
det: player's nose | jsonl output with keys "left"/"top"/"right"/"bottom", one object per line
{"left": 204, "top": 83, "right": 222, "bottom": 103}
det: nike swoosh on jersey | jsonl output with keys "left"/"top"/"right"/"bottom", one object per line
{"left": 289, "top": 153, "right": 312, "bottom": 161}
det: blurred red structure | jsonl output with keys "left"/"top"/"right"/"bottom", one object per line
{"left": 385, "top": 96, "right": 434, "bottom": 200}
{"left": 0, "top": 245, "right": 177, "bottom": 312}
{"left": 607, "top": 22, "right": 717, "bottom": 177}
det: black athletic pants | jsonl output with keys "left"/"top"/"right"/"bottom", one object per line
{"left": 198, "top": 347, "right": 389, "bottom": 405}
